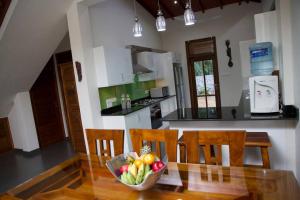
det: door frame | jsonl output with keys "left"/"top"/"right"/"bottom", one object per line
{"left": 0, "top": 117, "right": 14, "bottom": 153}
{"left": 55, "top": 51, "right": 86, "bottom": 153}
{"left": 30, "top": 56, "right": 66, "bottom": 147}
{"left": 185, "top": 37, "right": 221, "bottom": 113}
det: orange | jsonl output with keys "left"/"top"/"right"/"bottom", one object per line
{"left": 133, "top": 159, "right": 143, "bottom": 168}
{"left": 143, "top": 154, "right": 155, "bottom": 165}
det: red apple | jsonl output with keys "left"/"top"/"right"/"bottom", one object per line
{"left": 119, "top": 164, "right": 129, "bottom": 173}
{"left": 151, "top": 161, "right": 165, "bottom": 172}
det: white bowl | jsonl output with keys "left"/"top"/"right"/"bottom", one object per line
{"left": 106, "top": 152, "right": 168, "bottom": 191}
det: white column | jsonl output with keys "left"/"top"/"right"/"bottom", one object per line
{"left": 67, "top": 1, "right": 103, "bottom": 152}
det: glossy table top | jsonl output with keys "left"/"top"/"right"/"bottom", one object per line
{"left": 2, "top": 154, "right": 299, "bottom": 200}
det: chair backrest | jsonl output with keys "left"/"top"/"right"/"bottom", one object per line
{"left": 183, "top": 130, "right": 246, "bottom": 166}
{"left": 129, "top": 129, "right": 178, "bottom": 162}
{"left": 86, "top": 129, "right": 124, "bottom": 158}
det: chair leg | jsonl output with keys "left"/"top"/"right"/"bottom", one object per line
{"left": 179, "top": 144, "right": 186, "bottom": 163}
{"left": 261, "top": 147, "right": 270, "bottom": 169}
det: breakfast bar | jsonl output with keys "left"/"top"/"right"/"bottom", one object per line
{"left": 162, "top": 95, "right": 298, "bottom": 172}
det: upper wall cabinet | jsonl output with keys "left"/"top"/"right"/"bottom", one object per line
{"left": 94, "top": 46, "right": 133, "bottom": 87}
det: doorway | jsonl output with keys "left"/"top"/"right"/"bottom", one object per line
{"left": 0, "top": 117, "right": 13, "bottom": 153}
{"left": 186, "top": 37, "right": 221, "bottom": 117}
{"left": 30, "top": 57, "right": 66, "bottom": 147}
{"left": 55, "top": 51, "right": 86, "bottom": 153}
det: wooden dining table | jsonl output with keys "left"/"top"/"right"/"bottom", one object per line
{"left": 1, "top": 154, "right": 299, "bottom": 200}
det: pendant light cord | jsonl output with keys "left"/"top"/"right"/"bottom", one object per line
{"left": 133, "top": 0, "right": 137, "bottom": 17}
{"left": 158, "top": 0, "right": 161, "bottom": 10}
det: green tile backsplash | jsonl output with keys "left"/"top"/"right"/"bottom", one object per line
{"left": 99, "top": 80, "right": 156, "bottom": 110}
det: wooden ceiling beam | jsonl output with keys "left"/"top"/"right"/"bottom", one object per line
{"left": 198, "top": 0, "right": 205, "bottom": 13}
{"left": 136, "top": 0, "right": 156, "bottom": 18}
{"left": 159, "top": 0, "right": 175, "bottom": 20}
{"left": 178, "top": 0, "right": 186, "bottom": 11}
{"left": 218, "top": 0, "right": 224, "bottom": 9}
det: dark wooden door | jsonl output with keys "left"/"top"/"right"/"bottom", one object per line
{"left": 0, "top": 117, "right": 13, "bottom": 153}
{"left": 30, "top": 57, "right": 65, "bottom": 147}
{"left": 186, "top": 37, "right": 221, "bottom": 117}
{"left": 58, "top": 62, "right": 86, "bottom": 153}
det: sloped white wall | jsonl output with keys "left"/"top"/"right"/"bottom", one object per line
{"left": 0, "top": 0, "right": 73, "bottom": 117}
{"left": 8, "top": 92, "right": 39, "bottom": 152}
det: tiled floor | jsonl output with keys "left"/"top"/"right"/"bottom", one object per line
{"left": 0, "top": 140, "right": 75, "bottom": 193}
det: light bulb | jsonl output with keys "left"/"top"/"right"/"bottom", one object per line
{"left": 133, "top": 17, "right": 142, "bottom": 37}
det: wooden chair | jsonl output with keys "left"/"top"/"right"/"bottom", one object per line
{"left": 129, "top": 129, "right": 178, "bottom": 162}
{"left": 86, "top": 129, "right": 124, "bottom": 159}
{"left": 183, "top": 130, "right": 246, "bottom": 167}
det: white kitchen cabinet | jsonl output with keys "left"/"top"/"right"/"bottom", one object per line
{"left": 160, "top": 96, "right": 177, "bottom": 118}
{"left": 160, "top": 97, "right": 177, "bottom": 129}
{"left": 102, "top": 107, "right": 151, "bottom": 153}
{"left": 94, "top": 46, "right": 133, "bottom": 87}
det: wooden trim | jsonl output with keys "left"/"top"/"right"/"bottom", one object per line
{"left": 0, "top": 117, "right": 14, "bottom": 153}
{"left": 0, "top": 0, "right": 11, "bottom": 28}
{"left": 57, "top": 63, "right": 73, "bottom": 151}
{"left": 30, "top": 56, "right": 66, "bottom": 147}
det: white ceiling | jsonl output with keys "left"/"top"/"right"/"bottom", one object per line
{"left": 0, "top": 0, "right": 74, "bottom": 117}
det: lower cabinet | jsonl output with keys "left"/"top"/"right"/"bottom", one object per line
{"left": 102, "top": 107, "right": 151, "bottom": 153}
{"left": 160, "top": 97, "right": 177, "bottom": 129}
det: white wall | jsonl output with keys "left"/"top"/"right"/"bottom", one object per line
{"left": 262, "top": 0, "right": 275, "bottom": 11}
{"left": 55, "top": 33, "right": 71, "bottom": 53}
{"left": 291, "top": 0, "right": 300, "bottom": 182}
{"left": 67, "top": 0, "right": 162, "bottom": 153}
{"left": 161, "top": 3, "right": 262, "bottom": 107}
{"left": 276, "top": 0, "right": 295, "bottom": 105}
{"left": 0, "top": 0, "right": 73, "bottom": 117}
{"left": 8, "top": 92, "right": 39, "bottom": 152}
{"left": 89, "top": 0, "right": 162, "bottom": 49}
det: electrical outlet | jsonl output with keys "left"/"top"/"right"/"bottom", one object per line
{"left": 106, "top": 97, "right": 117, "bottom": 108}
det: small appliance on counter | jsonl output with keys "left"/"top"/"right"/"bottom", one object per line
{"left": 249, "top": 76, "right": 279, "bottom": 113}
{"left": 150, "top": 86, "right": 169, "bottom": 98}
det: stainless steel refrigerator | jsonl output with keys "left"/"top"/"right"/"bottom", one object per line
{"left": 173, "top": 63, "right": 186, "bottom": 111}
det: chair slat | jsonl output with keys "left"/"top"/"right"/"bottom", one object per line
{"left": 86, "top": 129, "right": 124, "bottom": 159}
{"left": 130, "top": 129, "right": 178, "bottom": 162}
{"left": 183, "top": 130, "right": 246, "bottom": 167}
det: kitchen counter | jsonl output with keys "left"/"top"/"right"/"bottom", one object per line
{"left": 101, "top": 95, "right": 176, "bottom": 116}
{"left": 162, "top": 106, "right": 298, "bottom": 121}
{"left": 163, "top": 91, "right": 298, "bottom": 121}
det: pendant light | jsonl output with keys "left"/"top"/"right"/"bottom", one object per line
{"left": 156, "top": 0, "right": 166, "bottom": 32}
{"left": 184, "top": 0, "right": 195, "bottom": 26}
{"left": 133, "top": 0, "right": 142, "bottom": 37}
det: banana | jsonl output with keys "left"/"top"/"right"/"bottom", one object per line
{"left": 135, "top": 163, "right": 145, "bottom": 184}
{"left": 129, "top": 163, "right": 137, "bottom": 178}
{"left": 144, "top": 170, "right": 153, "bottom": 180}
{"left": 144, "top": 164, "right": 150, "bottom": 174}
{"left": 121, "top": 172, "right": 129, "bottom": 184}
{"left": 126, "top": 172, "right": 136, "bottom": 185}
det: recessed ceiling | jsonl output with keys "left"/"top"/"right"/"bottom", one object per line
{"left": 137, "top": 0, "right": 262, "bottom": 19}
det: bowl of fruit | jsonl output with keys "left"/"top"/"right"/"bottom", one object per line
{"left": 106, "top": 145, "right": 167, "bottom": 191}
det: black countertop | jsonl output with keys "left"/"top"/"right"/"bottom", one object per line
{"left": 163, "top": 91, "right": 298, "bottom": 122}
{"left": 101, "top": 95, "right": 175, "bottom": 116}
